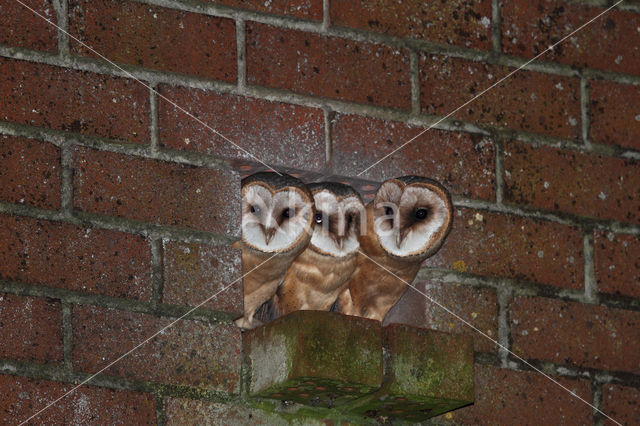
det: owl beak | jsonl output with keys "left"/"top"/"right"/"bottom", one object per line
{"left": 264, "top": 227, "right": 277, "bottom": 245}
{"left": 335, "top": 236, "right": 345, "bottom": 250}
{"left": 396, "top": 228, "right": 410, "bottom": 249}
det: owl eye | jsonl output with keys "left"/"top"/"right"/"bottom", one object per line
{"left": 250, "top": 205, "right": 260, "bottom": 215}
{"left": 282, "top": 208, "right": 293, "bottom": 219}
{"left": 415, "top": 208, "right": 429, "bottom": 220}
{"left": 385, "top": 206, "right": 394, "bottom": 216}
{"left": 314, "top": 212, "right": 323, "bottom": 224}
{"left": 347, "top": 214, "right": 353, "bottom": 225}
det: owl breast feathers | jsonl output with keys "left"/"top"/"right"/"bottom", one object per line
{"left": 233, "top": 173, "right": 452, "bottom": 328}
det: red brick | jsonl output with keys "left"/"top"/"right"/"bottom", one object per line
{"left": 590, "top": 79, "right": 640, "bottom": 151}
{"left": 206, "top": 0, "right": 322, "bottom": 19}
{"left": 158, "top": 85, "right": 325, "bottom": 171}
{"left": 0, "top": 58, "right": 149, "bottom": 143}
{"left": 331, "top": 0, "right": 492, "bottom": 50}
{"left": 0, "top": 135, "right": 61, "bottom": 210}
{"left": 164, "top": 398, "right": 292, "bottom": 425}
{"left": 246, "top": 22, "right": 411, "bottom": 110}
{"left": 432, "top": 364, "right": 592, "bottom": 424}
{"left": 330, "top": 113, "right": 495, "bottom": 200}
{"left": 0, "top": 214, "right": 151, "bottom": 300}
{"left": 602, "top": 384, "right": 640, "bottom": 426}
{"left": 0, "top": 293, "right": 62, "bottom": 364}
{"left": 69, "top": 0, "right": 236, "bottom": 82}
{"left": 502, "top": 0, "right": 640, "bottom": 75}
{"left": 420, "top": 55, "right": 581, "bottom": 139}
{"left": 0, "top": 0, "right": 57, "bottom": 51}
{"left": 425, "top": 208, "right": 584, "bottom": 289}
{"left": 72, "top": 147, "right": 240, "bottom": 235}
{"left": 594, "top": 231, "right": 640, "bottom": 299}
{"left": 504, "top": 140, "right": 640, "bottom": 224}
{"left": 162, "top": 241, "right": 242, "bottom": 314}
{"left": 511, "top": 297, "right": 640, "bottom": 373}
{"left": 72, "top": 305, "right": 241, "bottom": 392}
{"left": 0, "top": 374, "right": 155, "bottom": 425}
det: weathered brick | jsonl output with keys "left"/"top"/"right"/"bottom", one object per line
{"left": 0, "top": 135, "right": 61, "bottom": 210}
{"left": 502, "top": 0, "right": 640, "bottom": 75}
{"left": 504, "top": 140, "right": 640, "bottom": 224}
{"left": 72, "top": 305, "right": 241, "bottom": 392}
{"left": 157, "top": 85, "right": 325, "bottom": 171}
{"left": 431, "top": 364, "right": 592, "bottom": 424}
{"left": 330, "top": 113, "right": 495, "bottom": 200}
{"left": 0, "top": 214, "right": 151, "bottom": 300}
{"left": 511, "top": 297, "right": 640, "bottom": 373}
{"left": 420, "top": 55, "right": 581, "bottom": 139}
{"left": 331, "top": 0, "right": 492, "bottom": 50}
{"left": 425, "top": 208, "right": 584, "bottom": 289}
{"left": 419, "top": 281, "right": 498, "bottom": 353}
{"left": 162, "top": 241, "right": 242, "bottom": 315}
{"left": 246, "top": 22, "right": 411, "bottom": 110}
{"left": 0, "top": 58, "right": 149, "bottom": 143}
{"left": 164, "top": 398, "right": 293, "bottom": 426}
{"left": 590, "top": 79, "right": 640, "bottom": 151}
{"left": 206, "top": 0, "right": 322, "bottom": 19}
{"left": 0, "top": 0, "right": 57, "bottom": 51}
{"left": 0, "top": 293, "right": 62, "bottom": 364}
{"left": 595, "top": 231, "right": 640, "bottom": 299}
{"left": 72, "top": 146, "right": 240, "bottom": 235}
{"left": 0, "top": 374, "right": 155, "bottom": 425}
{"left": 69, "top": 0, "right": 236, "bottom": 82}
{"left": 602, "top": 384, "right": 640, "bottom": 426}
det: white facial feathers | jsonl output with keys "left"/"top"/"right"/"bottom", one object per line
{"left": 241, "top": 183, "right": 313, "bottom": 253}
{"left": 373, "top": 179, "right": 453, "bottom": 258}
{"left": 310, "top": 189, "right": 364, "bottom": 257}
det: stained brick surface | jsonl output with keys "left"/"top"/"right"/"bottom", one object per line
{"left": 419, "top": 281, "right": 498, "bottom": 353}
{"left": 158, "top": 85, "right": 325, "bottom": 171}
{"left": 425, "top": 208, "right": 584, "bottom": 289}
{"left": 511, "top": 297, "right": 640, "bottom": 373}
{"left": 504, "top": 140, "right": 640, "bottom": 224}
{"left": 247, "top": 22, "right": 411, "bottom": 109}
{"left": 502, "top": 0, "right": 640, "bottom": 75}
{"left": 73, "top": 146, "right": 240, "bottom": 235}
{"left": 72, "top": 305, "right": 242, "bottom": 392}
{"left": 0, "top": 374, "right": 156, "bottom": 425}
{"left": 69, "top": 0, "right": 236, "bottom": 82}
{"left": 0, "top": 214, "right": 151, "bottom": 300}
{"left": 208, "top": 0, "right": 322, "bottom": 19}
{"left": 0, "top": 136, "right": 61, "bottom": 210}
{"left": 0, "top": 293, "right": 62, "bottom": 364}
{"left": 432, "top": 364, "right": 592, "bottom": 424}
{"left": 602, "top": 384, "right": 640, "bottom": 426}
{"left": 420, "top": 55, "right": 581, "bottom": 139}
{"left": 590, "top": 79, "right": 640, "bottom": 151}
{"left": 162, "top": 241, "right": 242, "bottom": 314}
{"left": 595, "top": 231, "right": 640, "bottom": 299}
{"left": 331, "top": 0, "right": 492, "bottom": 50}
{"left": 0, "top": 0, "right": 57, "bottom": 51}
{"left": 0, "top": 58, "right": 149, "bottom": 143}
{"left": 330, "top": 113, "right": 495, "bottom": 200}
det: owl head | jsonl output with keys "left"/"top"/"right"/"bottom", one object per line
{"left": 307, "top": 182, "right": 365, "bottom": 257}
{"left": 373, "top": 176, "right": 453, "bottom": 259}
{"left": 241, "top": 172, "right": 314, "bottom": 253}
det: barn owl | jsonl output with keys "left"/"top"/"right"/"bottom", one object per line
{"left": 273, "top": 182, "right": 365, "bottom": 315}
{"left": 337, "top": 176, "right": 453, "bottom": 322}
{"left": 233, "top": 172, "right": 314, "bottom": 329}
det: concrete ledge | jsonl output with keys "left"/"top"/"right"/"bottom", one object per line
{"left": 242, "top": 311, "right": 474, "bottom": 421}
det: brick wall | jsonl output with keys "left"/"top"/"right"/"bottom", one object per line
{"left": 1, "top": 0, "right": 639, "bottom": 424}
